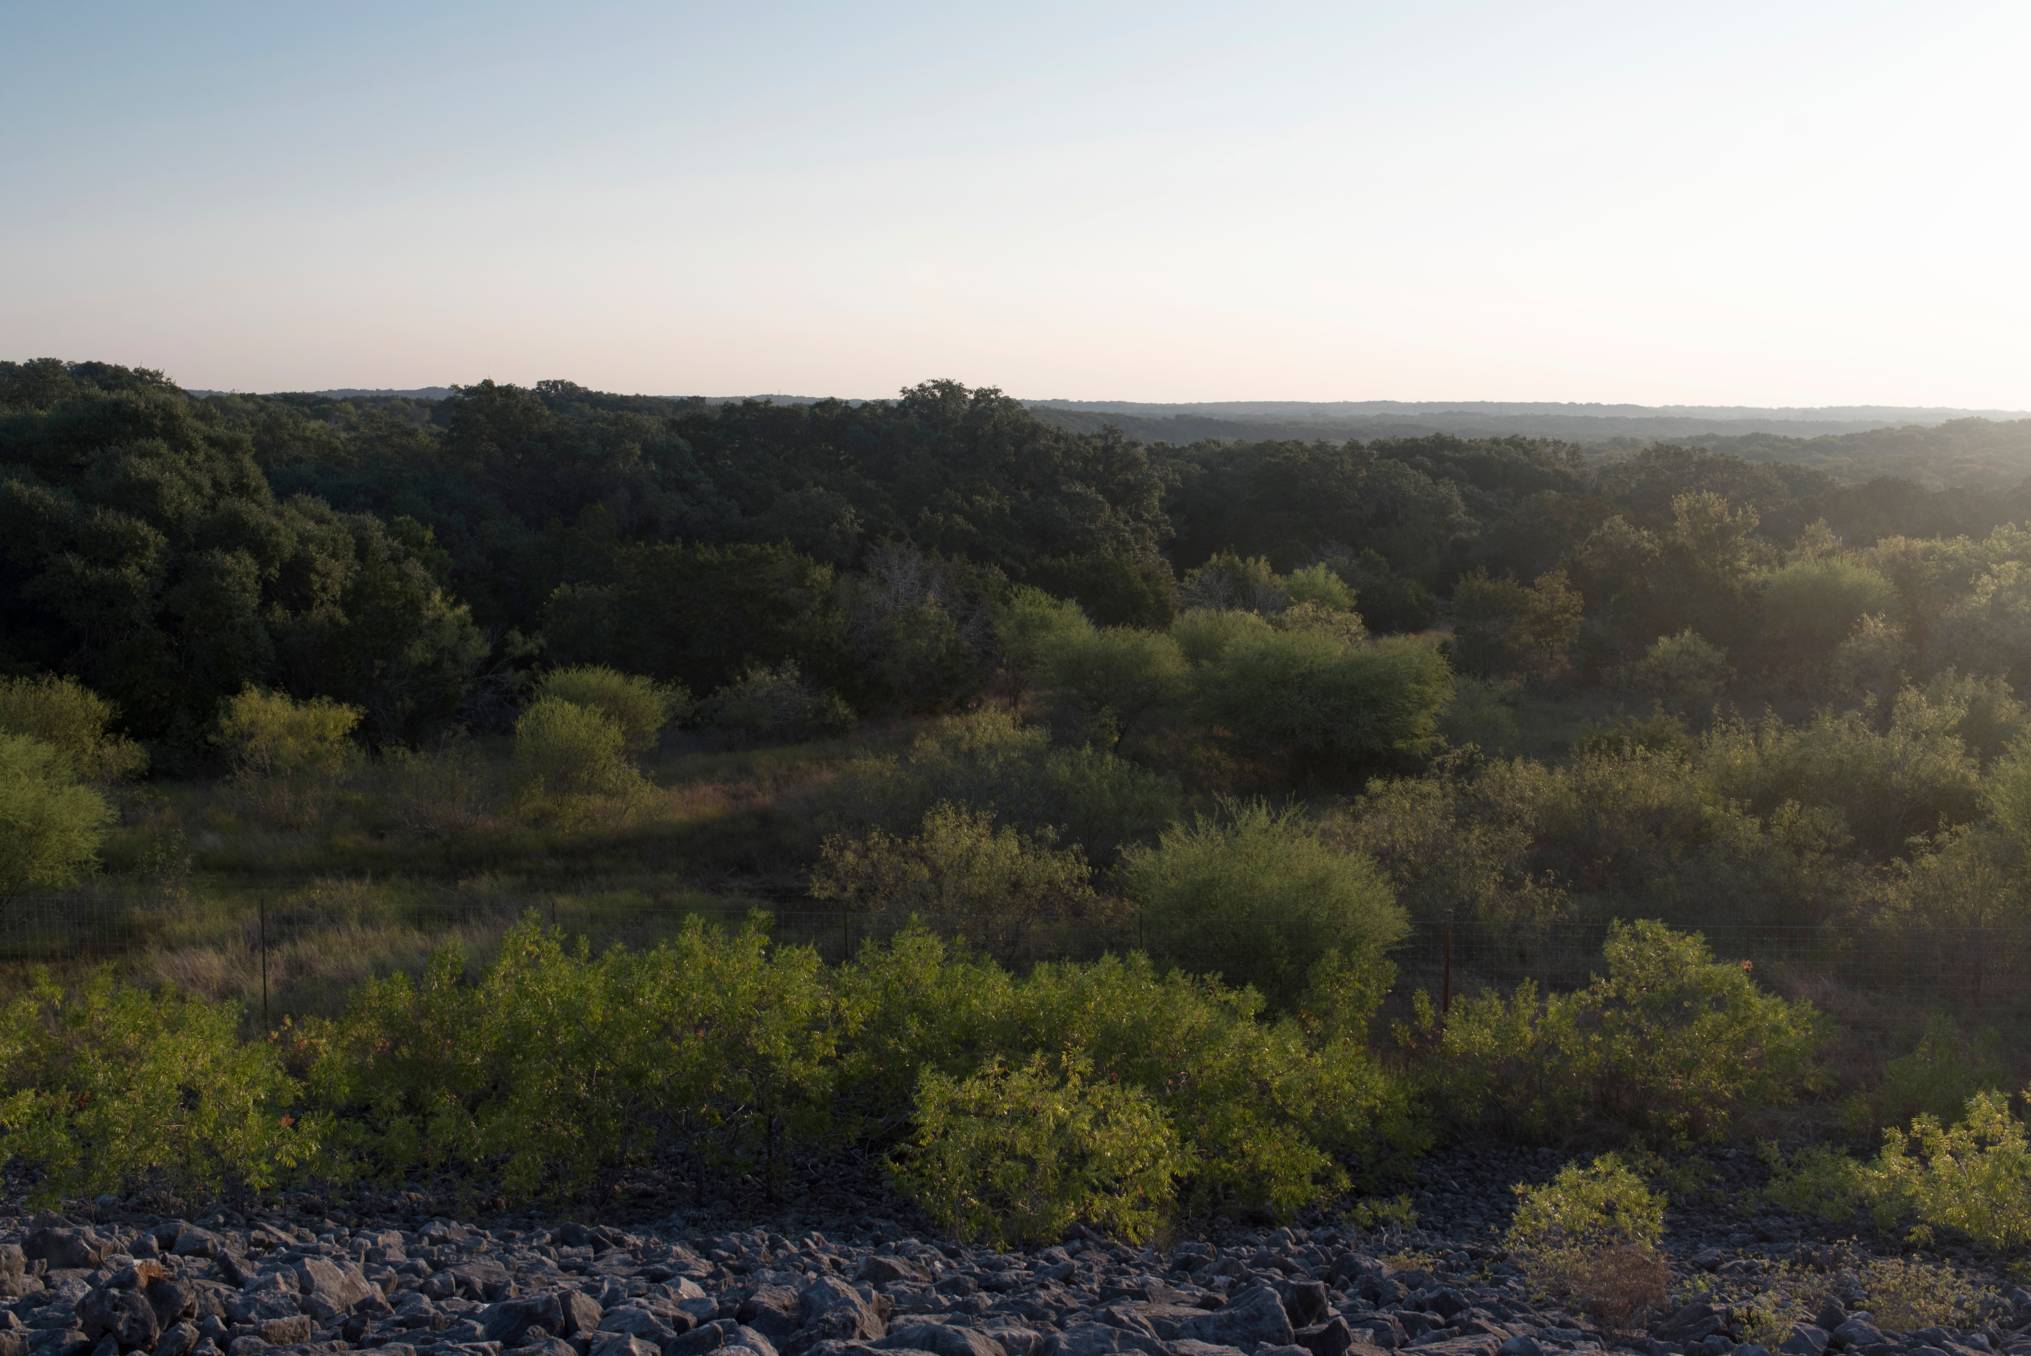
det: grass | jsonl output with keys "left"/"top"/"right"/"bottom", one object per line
{"left": 7, "top": 723, "right": 935, "bottom": 1022}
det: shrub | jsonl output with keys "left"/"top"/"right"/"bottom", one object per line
{"left": 837, "top": 929, "right": 1425, "bottom": 1221}
{"left": 216, "top": 687, "right": 361, "bottom": 823}
{"left": 701, "top": 662, "right": 855, "bottom": 743}
{"left": 820, "top": 711, "right": 1180, "bottom": 863}
{"left": 1197, "top": 629, "right": 1455, "bottom": 777}
{"left": 1854, "top": 1258, "right": 1997, "bottom": 1332}
{"left": 994, "top": 586, "right": 1093, "bottom": 701}
{"left": 1410, "top": 920, "right": 1824, "bottom": 1144}
{"left": 0, "top": 970, "right": 311, "bottom": 1203}
{"left": 512, "top": 695, "right": 646, "bottom": 806}
{"left": 1040, "top": 624, "right": 1190, "bottom": 748}
{"left": 1866, "top": 1015, "right": 2013, "bottom": 1129}
{"left": 0, "top": 733, "right": 114, "bottom": 895}
{"left": 895, "top": 1054, "right": 1185, "bottom": 1246}
{"left": 1170, "top": 607, "right": 1274, "bottom": 664}
{"left": 1866, "top": 1088, "right": 2031, "bottom": 1251}
{"left": 1118, "top": 800, "right": 1406, "bottom": 1013}
{"left": 1006, "top": 951, "right": 1425, "bottom": 1216}
{"left": 1179, "top": 551, "right": 1289, "bottom": 614}
{"left": 811, "top": 803, "right": 1109, "bottom": 955}
{"left": 0, "top": 674, "right": 147, "bottom": 781}
{"left": 1698, "top": 694, "right": 1981, "bottom": 859}
{"left": 1620, "top": 629, "right": 1732, "bottom": 713}
{"left": 1286, "top": 562, "right": 1358, "bottom": 612}
{"left": 216, "top": 687, "right": 362, "bottom": 781}
{"left": 535, "top": 665, "right": 687, "bottom": 754}
{"left": 1505, "top": 1155, "right": 1670, "bottom": 1327}
{"left": 303, "top": 918, "right": 837, "bottom": 1199}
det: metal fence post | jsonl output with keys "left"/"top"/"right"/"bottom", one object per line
{"left": 258, "top": 897, "right": 270, "bottom": 1029}
{"left": 1441, "top": 916, "right": 1453, "bottom": 1019}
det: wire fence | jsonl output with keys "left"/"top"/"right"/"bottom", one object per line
{"left": 3, "top": 880, "right": 2028, "bottom": 1040}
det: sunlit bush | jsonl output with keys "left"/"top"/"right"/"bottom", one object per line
{"left": 1408, "top": 920, "right": 1823, "bottom": 1144}
{"left": 895, "top": 1054, "right": 1184, "bottom": 1246}
{"left": 0, "top": 970, "right": 311, "bottom": 1203}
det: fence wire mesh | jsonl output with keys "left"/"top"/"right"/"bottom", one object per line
{"left": 3, "top": 880, "right": 2027, "bottom": 1038}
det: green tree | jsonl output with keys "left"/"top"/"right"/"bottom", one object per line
{"left": 1042, "top": 626, "right": 1190, "bottom": 749}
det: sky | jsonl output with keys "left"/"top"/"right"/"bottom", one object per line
{"left": 4, "top": 0, "right": 2029, "bottom": 406}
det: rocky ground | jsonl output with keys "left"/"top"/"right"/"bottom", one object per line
{"left": 3, "top": 1150, "right": 2027, "bottom": 1356}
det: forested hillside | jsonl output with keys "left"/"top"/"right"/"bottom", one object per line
{"left": 6, "top": 357, "right": 2031, "bottom": 1285}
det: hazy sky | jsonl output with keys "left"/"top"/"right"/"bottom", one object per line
{"left": 5, "top": 1, "right": 2028, "bottom": 405}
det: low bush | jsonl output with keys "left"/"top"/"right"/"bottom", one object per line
{"left": 0, "top": 733, "right": 114, "bottom": 894}
{"left": 811, "top": 802, "right": 1110, "bottom": 956}
{"left": 511, "top": 695, "right": 648, "bottom": 810}
{"left": 819, "top": 711, "right": 1180, "bottom": 863}
{"left": 0, "top": 970, "right": 311, "bottom": 1203}
{"left": 1118, "top": 799, "right": 1405, "bottom": 1014}
{"left": 216, "top": 687, "right": 363, "bottom": 825}
{"left": 535, "top": 665, "right": 688, "bottom": 753}
{"left": 1868, "top": 1088, "right": 2031, "bottom": 1251}
{"left": 1408, "top": 920, "right": 1824, "bottom": 1145}
{"left": 894, "top": 1054, "right": 1184, "bottom": 1247}
{"left": 1505, "top": 1154, "right": 1670, "bottom": 1328}
{"left": 701, "top": 661, "right": 855, "bottom": 743}
{"left": 0, "top": 674, "right": 147, "bottom": 782}
{"left": 1766, "top": 1089, "right": 2031, "bottom": 1253}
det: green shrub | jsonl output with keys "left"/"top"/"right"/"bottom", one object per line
{"left": 1762, "top": 1143, "right": 1870, "bottom": 1221}
{"left": 994, "top": 586, "right": 1093, "bottom": 700}
{"left": 0, "top": 970, "right": 311, "bottom": 1203}
{"left": 0, "top": 733, "right": 114, "bottom": 894}
{"left": 1866, "top": 1088, "right": 2031, "bottom": 1251}
{"left": 1865, "top": 1015, "right": 2013, "bottom": 1130}
{"left": 1171, "top": 607, "right": 1274, "bottom": 664}
{"left": 1006, "top": 951, "right": 1425, "bottom": 1216}
{"left": 535, "top": 665, "right": 687, "bottom": 753}
{"left": 895, "top": 1054, "right": 1184, "bottom": 1246}
{"left": 811, "top": 802, "right": 1110, "bottom": 955}
{"left": 1041, "top": 625, "right": 1189, "bottom": 748}
{"left": 1756, "top": 557, "right": 1897, "bottom": 676}
{"left": 1179, "top": 551, "right": 1289, "bottom": 615}
{"left": 1410, "top": 920, "right": 1824, "bottom": 1145}
{"left": 1506, "top": 1154, "right": 1670, "bottom": 1327}
{"left": 217, "top": 687, "right": 362, "bottom": 780}
{"left": 304, "top": 917, "right": 837, "bottom": 1199}
{"left": 1119, "top": 800, "right": 1406, "bottom": 1013}
{"left": 1854, "top": 1257, "right": 1997, "bottom": 1331}
{"left": 1698, "top": 694, "right": 1981, "bottom": 858}
{"left": 838, "top": 928, "right": 1425, "bottom": 1221}
{"left": 701, "top": 661, "right": 855, "bottom": 743}
{"left": 1197, "top": 629, "right": 1454, "bottom": 777}
{"left": 216, "top": 687, "right": 362, "bottom": 824}
{"left": 1286, "top": 562, "right": 1358, "bottom": 612}
{"left": 821, "top": 711, "right": 1179, "bottom": 862}
{"left": 512, "top": 695, "right": 647, "bottom": 808}
{"left": 1620, "top": 629, "right": 1732, "bottom": 713}
{"left": 0, "top": 674, "right": 147, "bottom": 781}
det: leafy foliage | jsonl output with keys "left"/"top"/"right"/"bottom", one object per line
{"left": 0, "top": 734, "right": 115, "bottom": 894}
{"left": 895, "top": 1054, "right": 1184, "bottom": 1246}
{"left": 0, "top": 971, "right": 311, "bottom": 1203}
{"left": 1409, "top": 920, "right": 1824, "bottom": 1145}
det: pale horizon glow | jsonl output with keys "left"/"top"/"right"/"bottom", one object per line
{"left": 5, "top": 1, "right": 2030, "bottom": 407}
